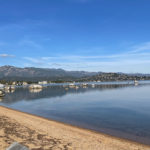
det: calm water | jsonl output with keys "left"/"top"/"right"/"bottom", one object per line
{"left": 1, "top": 81, "right": 150, "bottom": 145}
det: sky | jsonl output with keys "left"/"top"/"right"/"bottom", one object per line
{"left": 0, "top": 0, "right": 150, "bottom": 73}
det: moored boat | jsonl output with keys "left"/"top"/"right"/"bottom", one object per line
{"left": 29, "top": 84, "right": 43, "bottom": 89}
{"left": 134, "top": 80, "right": 139, "bottom": 85}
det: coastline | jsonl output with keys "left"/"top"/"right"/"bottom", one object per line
{"left": 0, "top": 106, "right": 150, "bottom": 150}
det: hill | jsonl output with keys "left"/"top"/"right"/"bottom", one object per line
{"left": 0, "top": 66, "right": 98, "bottom": 81}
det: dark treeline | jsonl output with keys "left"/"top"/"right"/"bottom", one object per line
{"left": 0, "top": 73, "right": 150, "bottom": 85}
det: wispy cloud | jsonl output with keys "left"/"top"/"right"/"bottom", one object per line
{"left": 67, "top": 0, "right": 90, "bottom": 3}
{"left": 0, "top": 54, "right": 15, "bottom": 58}
{"left": 19, "top": 40, "right": 42, "bottom": 49}
{"left": 22, "top": 41, "right": 150, "bottom": 73}
{"left": 23, "top": 57, "right": 43, "bottom": 64}
{"left": 130, "top": 42, "right": 150, "bottom": 53}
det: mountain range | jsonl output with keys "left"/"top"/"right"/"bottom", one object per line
{"left": 0, "top": 65, "right": 150, "bottom": 82}
{"left": 0, "top": 66, "right": 98, "bottom": 81}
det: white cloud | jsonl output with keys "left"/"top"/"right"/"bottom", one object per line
{"left": 68, "top": 0, "right": 90, "bottom": 3}
{"left": 51, "top": 63, "right": 62, "bottom": 67}
{"left": 22, "top": 41, "right": 150, "bottom": 73}
{"left": 19, "top": 40, "right": 42, "bottom": 49}
{"left": 23, "top": 57, "right": 43, "bottom": 64}
{"left": 0, "top": 54, "right": 15, "bottom": 58}
{"left": 130, "top": 42, "right": 150, "bottom": 53}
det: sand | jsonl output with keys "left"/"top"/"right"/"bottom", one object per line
{"left": 0, "top": 106, "right": 150, "bottom": 150}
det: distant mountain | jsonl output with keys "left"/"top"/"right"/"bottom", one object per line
{"left": 0, "top": 65, "right": 150, "bottom": 82}
{"left": 0, "top": 66, "right": 98, "bottom": 81}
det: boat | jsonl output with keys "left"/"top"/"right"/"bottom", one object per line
{"left": 82, "top": 83, "right": 87, "bottom": 86}
{"left": 75, "top": 86, "right": 79, "bottom": 89}
{"left": 29, "top": 88, "right": 42, "bottom": 93}
{"left": 69, "top": 83, "right": 75, "bottom": 86}
{"left": 65, "top": 87, "right": 69, "bottom": 90}
{"left": 69, "top": 83, "right": 75, "bottom": 88}
{"left": 10, "top": 85, "right": 15, "bottom": 90}
{"left": 92, "top": 84, "right": 95, "bottom": 88}
{"left": 29, "top": 84, "right": 43, "bottom": 89}
{"left": 5, "top": 86, "right": 10, "bottom": 90}
{"left": 134, "top": 80, "right": 139, "bottom": 85}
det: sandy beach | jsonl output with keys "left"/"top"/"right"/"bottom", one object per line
{"left": 0, "top": 106, "right": 150, "bottom": 150}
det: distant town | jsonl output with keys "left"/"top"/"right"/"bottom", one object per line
{"left": 0, "top": 65, "right": 150, "bottom": 97}
{"left": 0, "top": 72, "right": 150, "bottom": 85}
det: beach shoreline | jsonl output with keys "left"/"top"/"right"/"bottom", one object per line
{"left": 0, "top": 105, "right": 150, "bottom": 150}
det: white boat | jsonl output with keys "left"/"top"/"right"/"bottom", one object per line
{"left": 10, "top": 85, "right": 15, "bottom": 90}
{"left": 69, "top": 83, "right": 75, "bottom": 88}
{"left": 134, "top": 80, "right": 139, "bottom": 85}
{"left": 5, "top": 86, "right": 10, "bottom": 90}
{"left": 29, "top": 84, "right": 43, "bottom": 89}
{"left": 29, "top": 88, "right": 42, "bottom": 93}
{"left": 69, "top": 83, "right": 75, "bottom": 86}
{"left": 92, "top": 84, "right": 95, "bottom": 88}
{"left": 82, "top": 83, "right": 87, "bottom": 86}
{"left": 75, "top": 86, "right": 79, "bottom": 89}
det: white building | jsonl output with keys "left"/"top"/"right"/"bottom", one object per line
{"left": 38, "top": 81, "right": 48, "bottom": 85}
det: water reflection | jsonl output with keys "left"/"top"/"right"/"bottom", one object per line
{"left": 0, "top": 97, "right": 3, "bottom": 102}
{"left": 5, "top": 89, "right": 15, "bottom": 93}
{"left": 29, "top": 88, "right": 42, "bottom": 93}
{"left": 1, "top": 84, "right": 133, "bottom": 104}
{"left": 1, "top": 82, "right": 150, "bottom": 145}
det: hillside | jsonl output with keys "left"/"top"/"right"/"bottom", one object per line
{"left": 0, "top": 66, "right": 98, "bottom": 81}
{"left": 0, "top": 66, "right": 150, "bottom": 82}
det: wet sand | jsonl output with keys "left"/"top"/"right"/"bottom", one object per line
{"left": 0, "top": 106, "right": 150, "bottom": 150}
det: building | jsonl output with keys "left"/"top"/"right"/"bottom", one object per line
{"left": 38, "top": 81, "right": 48, "bottom": 85}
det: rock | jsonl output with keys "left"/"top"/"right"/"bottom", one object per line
{"left": 6, "top": 142, "right": 30, "bottom": 150}
{"left": 0, "top": 90, "right": 5, "bottom": 97}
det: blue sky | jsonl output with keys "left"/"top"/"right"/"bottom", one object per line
{"left": 0, "top": 0, "right": 150, "bottom": 73}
